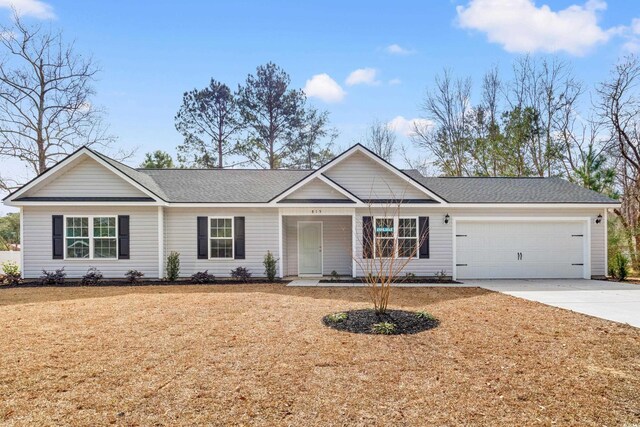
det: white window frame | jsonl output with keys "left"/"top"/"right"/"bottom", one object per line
{"left": 208, "top": 216, "right": 234, "bottom": 260}
{"left": 373, "top": 216, "right": 419, "bottom": 259}
{"left": 63, "top": 215, "right": 118, "bottom": 260}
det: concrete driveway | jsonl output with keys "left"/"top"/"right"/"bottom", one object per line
{"left": 463, "top": 279, "right": 640, "bottom": 328}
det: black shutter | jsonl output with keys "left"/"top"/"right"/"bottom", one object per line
{"left": 234, "top": 216, "right": 245, "bottom": 259}
{"left": 118, "top": 215, "right": 130, "bottom": 259}
{"left": 419, "top": 216, "right": 429, "bottom": 259}
{"left": 52, "top": 215, "right": 64, "bottom": 259}
{"left": 362, "top": 216, "right": 373, "bottom": 259}
{"left": 197, "top": 216, "right": 208, "bottom": 259}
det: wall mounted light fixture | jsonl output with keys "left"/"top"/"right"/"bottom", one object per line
{"left": 444, "top": 214, "right": 450, "bottom": 224}
{"left": 595, "top": 214, "right": 602, "bottom": 224}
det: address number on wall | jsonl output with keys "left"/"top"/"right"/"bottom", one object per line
{"left": 311, "top": 209, "right": 322, "bottom": 214}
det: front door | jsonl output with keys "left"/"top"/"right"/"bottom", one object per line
{"left": 298, "top": 221, "right": 322, "bottom": 276}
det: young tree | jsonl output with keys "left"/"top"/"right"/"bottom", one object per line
{"left": 360, "top": 119, "right": 397, "bottom": 161}
{"left": 140, "top": 150, "right": 175, "bottom": 169}
{"left": 0, "top": 15, "right": 115, "bottom": 191}
{"left": 175, "top": 79, "right": 241, "bottom": 168}
{"left": 236, "top": 62, "right": 307, "bottom": 169}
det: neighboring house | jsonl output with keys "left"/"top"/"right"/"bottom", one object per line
{"left": 2, "top": 144, "right": 619, "bottom": 280}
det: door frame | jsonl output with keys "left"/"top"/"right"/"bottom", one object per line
{"left": 297, "top": 220, "right": 323, "bottom": 277}
{"left": 452, "top": 216, "right": 591, "bottom": 280}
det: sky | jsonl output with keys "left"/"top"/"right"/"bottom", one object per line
{"left": 1, "top": 0, "right": 640, "bottom": 214}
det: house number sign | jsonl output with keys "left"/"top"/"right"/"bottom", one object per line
{"left": 311, "top": 209, "right": 322, "bottom": 214}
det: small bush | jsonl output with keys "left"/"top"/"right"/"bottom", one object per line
{"left": 434, "top": 270, "right": 448, "bottom": 282}
{"left": 330, "top": 270, "right": 340, "bottom": 282}
{"left": 263, "top": 251, "right": 278, "bottom": 282}
{"left": 166, "top": 251, "right": 180, "bottom": 281}
{"left": 40, "top": 268, "right": 66, "bottom": 285}
{"left": 125, "top": 269, "right": 144, "bottom": 284}
{"left": 371, "top": 322, "right": 396, "bottom": 335}
{"left": 191, "top": 270, "right": 215, "bottom": 284}
{"left": 1, "top": 261, "right": 21, "bottom": 285}
{"left": 612, "top": 252, "right": 629, "bottom": 281}
{"left": 81, "top": 267, "right": 103, "bottom": 285}
{"left": 404, "top": 272, "right": 417, "bottom": 282}
{"left": 230, "top": 266, "right": 252, "bottom": 282}
{"left": 415, "top": 310, "right": 437, "bottom": 321}
{"left": 327, "top": 312, "right": 348, "bottom": 323}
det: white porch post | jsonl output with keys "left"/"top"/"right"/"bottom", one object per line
{"left": 278, "top": 209, "right": 284, "bottom": 278}
{"left": 19, "top": 207, "right": 24, "bottom": 279}
{"left": 352, "top": 210, "right": 357, "bottom": 278}
{"left": 158, "top": 206, "right": 164, "bottom": 279}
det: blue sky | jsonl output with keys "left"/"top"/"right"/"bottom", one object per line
{"left": 2, "top": 0, "right": 640, "bottom": 170}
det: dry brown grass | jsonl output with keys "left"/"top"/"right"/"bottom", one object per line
{"left": 0, "top": 284, "right": 638, "bottom": 426}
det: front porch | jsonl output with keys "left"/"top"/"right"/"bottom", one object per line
{"left": 280, "top": 212, "right": 354, "bottom": 278}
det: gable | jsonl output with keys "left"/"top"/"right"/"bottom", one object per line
{"left": 282, "top": 178, "right": 350, "bottom": 201}
{"left": 324, "top": 151, "right": 431, "bottom": 201}
{"left": 25, "top": 156, "right": 148, "bottom": 199}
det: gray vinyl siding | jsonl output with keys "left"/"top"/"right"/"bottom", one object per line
{"left": 284, "top": 178, "right": 349, "bottom": 200}
{"left": 27, "top": 157, "right": 148, "bottom": 198}
{"left": 164, "top": 207, "right": 280, "bottom": 277}
{"left": 283, "top": 215, "right": 352, "bottom": 276}
{"left": 22, "top": 206, "right": 159, "bottom": 279}
{"left": 353, "top": 207, "right": 606, "bottom": 278}
{"left": 325, "top": 151, "right": 430, "bottom": 200}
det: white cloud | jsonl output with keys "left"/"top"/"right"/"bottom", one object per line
{"left": 385, "top": 43, "right": 416, "bottom": 55}
{"left": 456, "top": 0, "right": 612, "bottom": 56}
{"left": 388, "top": 78, "right": 402, "bottom": 85}
{"left": 387, "top": 116, "right": 433, "bottom": 137}
{"left": 303, "top": 73, "right": 346, "bottom": 103}
{"left": 345, "top": 68, "right": 380, "bottom": 86}
{"left": 0, "top": 0, "right": 55, "bottom": 19}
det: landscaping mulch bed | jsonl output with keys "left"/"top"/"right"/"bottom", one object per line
{"left": 1, "top": 279, "right": 290, "bottom": 288}
{"left": 323, "top": 309, "right": 439, "bottom": 334}
{"left": 319, "top": 278, "right": 459, "bottom": 284}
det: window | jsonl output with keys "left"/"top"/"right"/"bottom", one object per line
{"left": 65, "top": 216, "right": 117, "bottom": 259}
{"left": 210, "top": 217, "right": 233, "bottom": 259}
{"left": 374, "top": 217, "right": 418, "bottom": 258}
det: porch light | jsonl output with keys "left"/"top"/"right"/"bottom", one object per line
{"left": 595, "top": 214, "right": 602, "bottom": 224}
{"left": 444, "top": 214, "right": 450, "bottom": 224}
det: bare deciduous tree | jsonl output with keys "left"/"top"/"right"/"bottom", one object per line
{"left": 360, "top": 119, "right": 397, "bottom": 161}
{"left": 0, "top": 15, "right": 115, "bottom": 191}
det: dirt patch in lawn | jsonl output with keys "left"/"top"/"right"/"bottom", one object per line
{"left": 0, "top": 285, "right": 638, "bottom": 426}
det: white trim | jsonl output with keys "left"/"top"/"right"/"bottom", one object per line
{"left": 4, "top": 149, "right": 163, "bottom": 203}
{"left": 352, "top": 213, "right": 356, "bottom": 278}
{"left": 19, "top": 207, "right": 24, "bottom": 279}
{"left": 372, "top": 216, "right": 418, "bottom": 259}
{"left": 63, "top": 214, "right": 118, "bottom": 260}
{"left": 452, "top": 216, "right": 592, "bottom": 280}
{"left": 273, "top": 174, "right": 361, "bottom": 204}
{"left": 278, "top": 210, "right": 283, "bottom": 278}
{"left": 208, "top": 216, "right": 234, "bottom": 260}
{"left": 297, "top": 221, "right": 323, "bottom": 277}
{"left": 269, "top": 145, "right": 447, "bottom": 205}
{"left": 158, "top": 206, "right": 164, "bottom": 279}
{"left": 604, "top": 209, "right": 608, "bottom": 276}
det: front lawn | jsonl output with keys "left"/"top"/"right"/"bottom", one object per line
{"left": 0, "top": 285, "right": 638, "bottom": 425}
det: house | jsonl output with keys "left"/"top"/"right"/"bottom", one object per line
{"left": 2, "top": 144, "right": 619, "bottom": 280}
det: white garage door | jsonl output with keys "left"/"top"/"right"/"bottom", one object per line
{"left": 455, "top": 220, "right": 586, "bottom": 279}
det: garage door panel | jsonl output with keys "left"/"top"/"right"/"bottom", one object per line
{"left": 456, "top": 220, "right": 585, "bottom": 279}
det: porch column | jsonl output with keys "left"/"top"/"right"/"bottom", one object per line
{"left": 352, "top": 211, "right": 357, "bottom": 278}
{"left": 278, "top": 209, "right": 284, "bottom": 278}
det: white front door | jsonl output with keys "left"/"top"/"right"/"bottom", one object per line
{"left": 456, "top": 220, "right": 586, "bottom": 279}
{"left": 298, "top": 221, "right": 323, "bottom": 276}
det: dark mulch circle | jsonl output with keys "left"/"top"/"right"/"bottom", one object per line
{"left": 322, "top": 309, "right": 439, "bottom": 335}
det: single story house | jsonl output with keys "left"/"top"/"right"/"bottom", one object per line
{"left": 2, "top": 144, "right": 619, "bottom": 280}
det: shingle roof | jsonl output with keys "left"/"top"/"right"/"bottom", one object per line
{"left": 403, "top": 170, "right": 618, "bottom": 204}
{"left": 138, "top": 169, "right": 311, "bottom": 203}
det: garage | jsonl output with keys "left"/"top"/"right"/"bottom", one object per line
{"left": 455, "top": 219, "right": 588, "bottom": 279}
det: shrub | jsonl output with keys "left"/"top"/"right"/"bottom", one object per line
{"left": 81, "top": 267, "right": 103, "bottom": 285}
{"left": 415, "top": 310, "right": 437, "bottom": 321}
{"left": 1, "top": 261, "right": 21, "bottom": 285}
{"left": 230, "top": 266, "right": 252, "bottom": 282}
{"left": 166, "top": 251, "right": 180, "bottom": 281}
{"left": 125, "top": 269, "right": 144, "bottom": 284}
{"left": 612, "top": 252, "right": 629, "bottom": 281}
{"left": 191, "top": 270, "right": 216, "bottom": 284}
{"left": 330, "top": 270, "right": 340, "bottom": 282}
{"left": 327, "top": 312, "right": 348, "bottom": 323}
{"left": 434, "top": 270, "right": 448, "bottom": 282}
{"left": 404, "top": 272, "right": 417, "bottom": 282}
{"left": 371, "top": 322, "right": 396, "bottom": 335}
{"left": 40, "top": 268, "right": 66, "bottom": 285}
{"left": 263, "top": 251, "right": 278, "bottom": 282}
